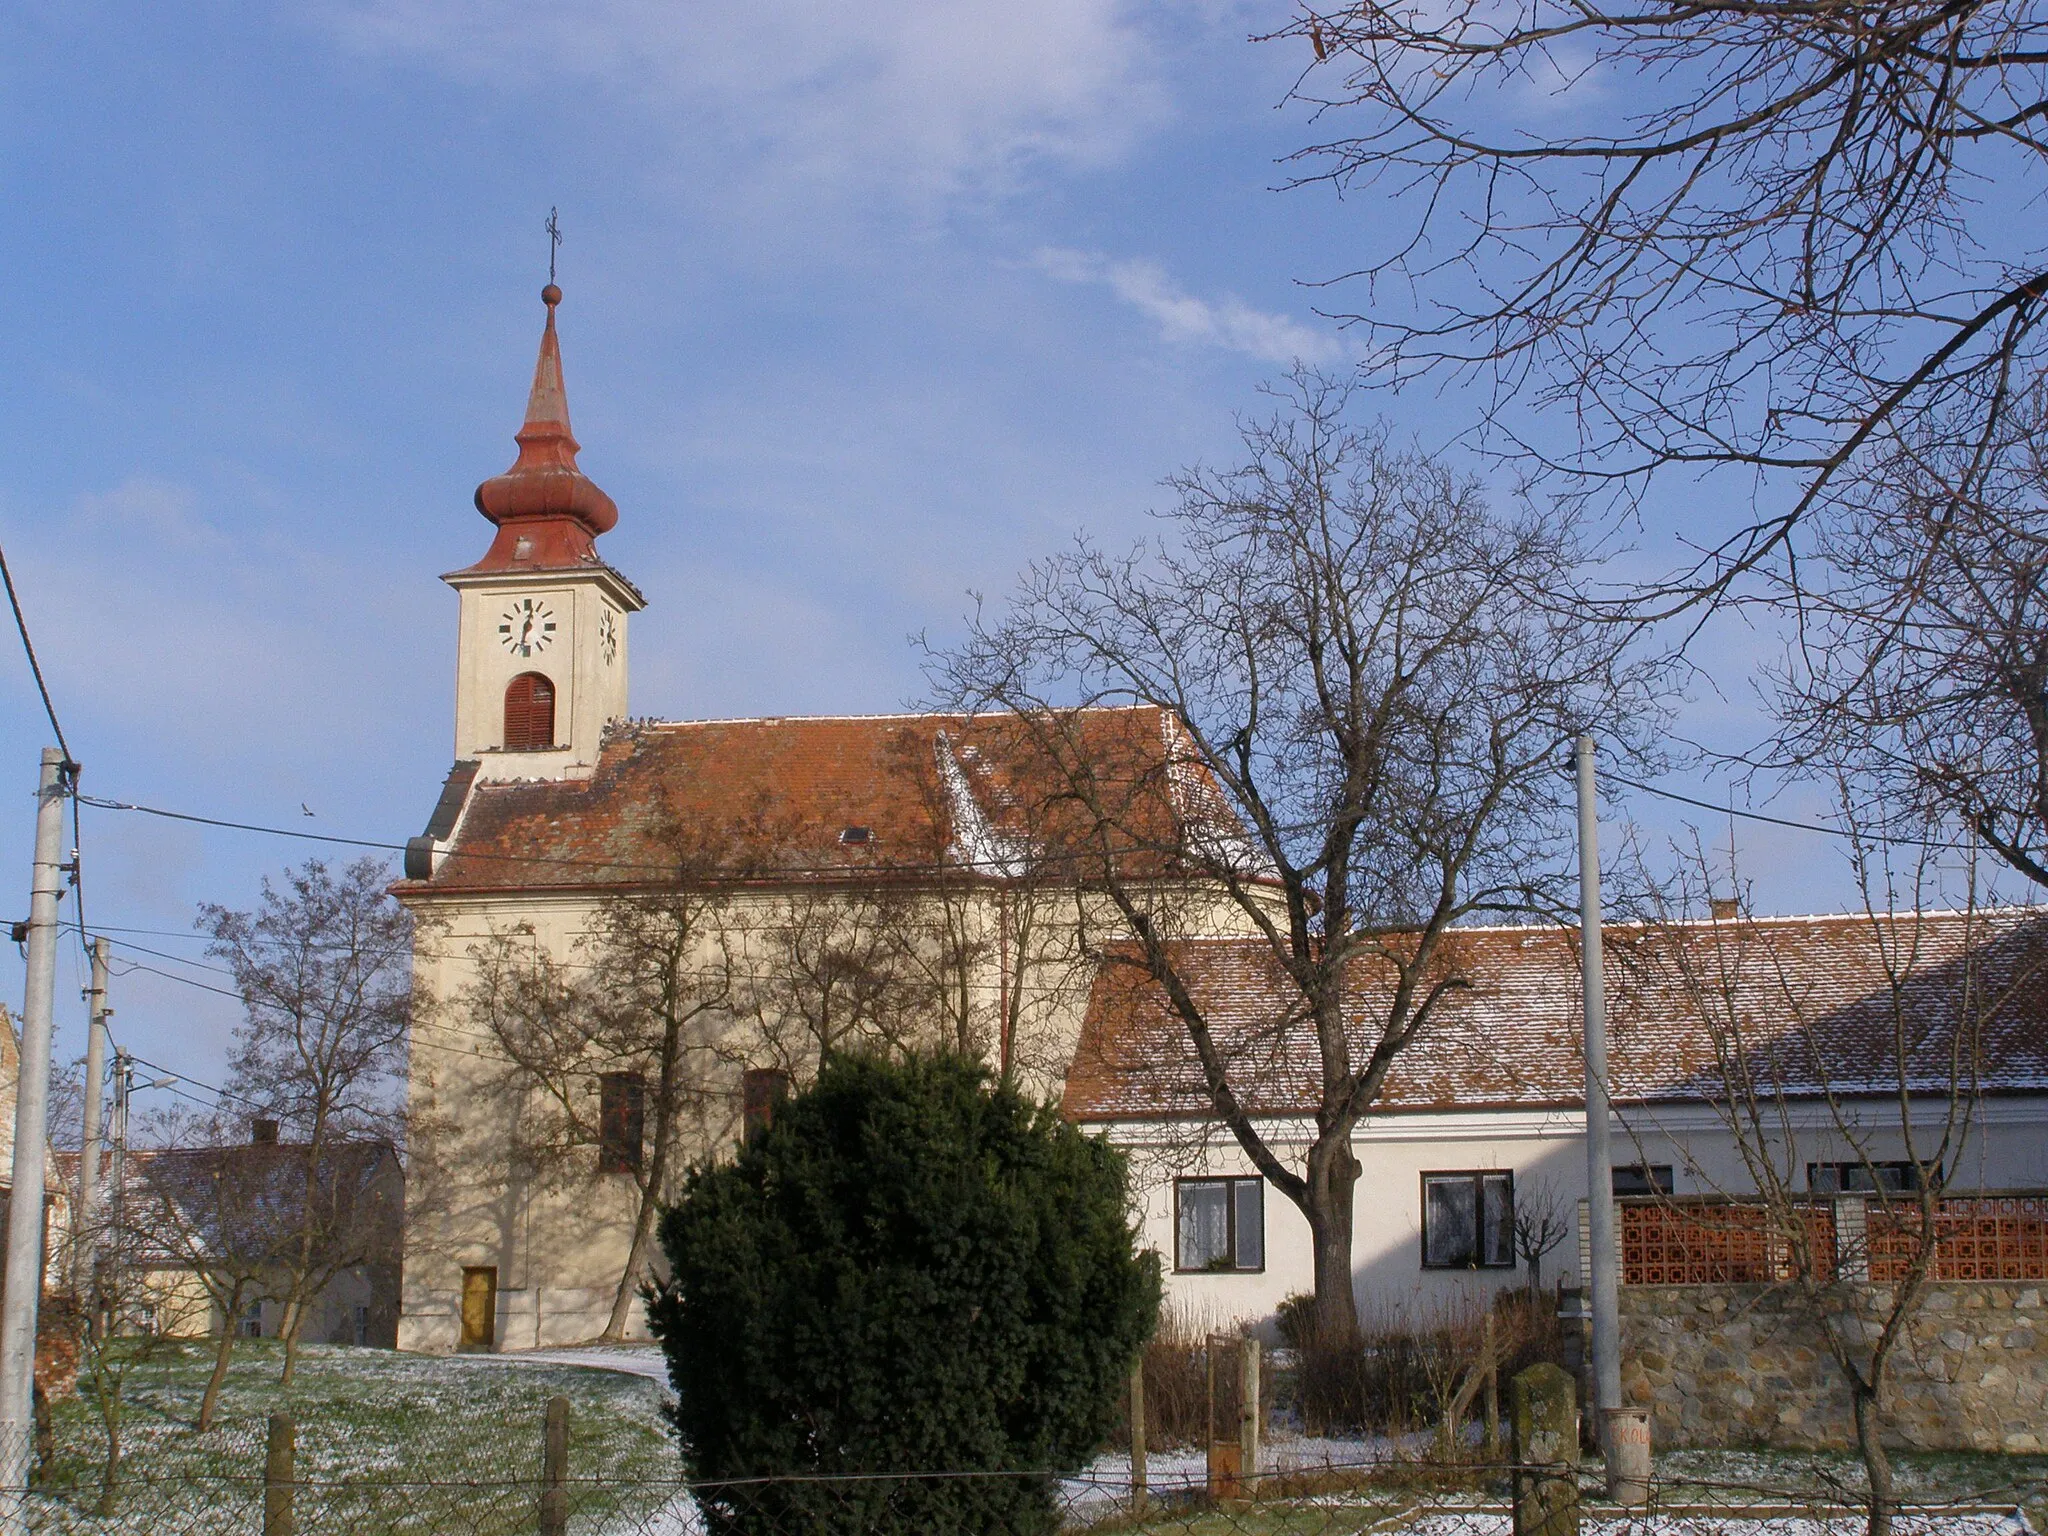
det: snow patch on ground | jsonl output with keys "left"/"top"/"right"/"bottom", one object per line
{"left": 485, "top": 1344, "right": 674, "bottom": 1386}
{"left": 1406, "top": 1515, "right": 2032, "bottom": 1536}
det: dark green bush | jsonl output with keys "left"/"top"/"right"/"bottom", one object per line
{"left": 648, "top": 1052, "right": 1159, "bottom": 1536}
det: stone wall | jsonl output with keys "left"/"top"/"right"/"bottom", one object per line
{"left": 1621, "top": 1283, "right": 2047, "bottom": 1452}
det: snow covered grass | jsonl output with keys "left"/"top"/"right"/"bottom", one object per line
{"left": 21, "top": 1342, "right": 2048, "bottom": 1535}
{"left": 29, "top": 1339, "right": 682, "bottom": 1533}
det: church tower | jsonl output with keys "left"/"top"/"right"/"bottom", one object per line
{"left": 444, "top": 284, "right": 644, "bottom": 782}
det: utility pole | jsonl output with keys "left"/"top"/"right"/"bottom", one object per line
{"left": 74, "top": 939, "right": 110, "bottom": 1303}
{"left": 0, "top": 749, "right": 70, "bottom": 1510}
{"left": 1575, "top": 736, "right": 1623, "bottom": 1468}
{"left": 109, "top": 1051, "right": 130, "bottom": 1275}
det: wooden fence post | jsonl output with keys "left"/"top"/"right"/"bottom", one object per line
{"left": 1128, "top": 1356, "right": 1147, "bottom": 1513}
{"left": 1238, "top": 1336, "right": 1261, "bottom": 1498}
{"left": 540, "top": 1395, "right": 570, "bottom": 1536}
{"left": 1484, "top": 1310, "right": 1502, "bottom": 1458}
{"left": 263, "top": 1413, "right": 295, "bottom": 1536}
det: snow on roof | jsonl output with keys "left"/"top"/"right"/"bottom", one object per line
{"left": 1064, "top": 908, "right": 2048, "bottom": 1120}
{"left": 399, "top": 705, "right": 1265, "bottom": 895}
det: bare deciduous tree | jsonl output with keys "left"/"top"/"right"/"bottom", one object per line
{"left": 1274, "top": 0, "right": 2048, "bottom": 603}
{"left": 933, "top": 371, "right": 1670, "bottom": 1336}
{"left": 1645, "top": 835, "right": 2039, "bottom": 1536}
{"left": 1767, "top": 394, "right": 2048, "bottom": 893}
{"left": 1511, "top": 1175, "right": 1571, "bottom": 1296}
{"left": 202, "top": 857, "right": 410, "bottom": 1385}
{"left": 464, "top": 828, "right": 737, "bottom": 1342}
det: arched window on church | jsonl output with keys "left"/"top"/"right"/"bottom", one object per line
{"left": 503, "top": 673, "right": 556, "bottom": 750}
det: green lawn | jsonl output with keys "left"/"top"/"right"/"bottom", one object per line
{"left": 32, "top": 1340, "right": 681, "bottom": 1534}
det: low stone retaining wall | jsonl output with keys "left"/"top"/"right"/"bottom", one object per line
{"left": 1620, "top": 1283, "right": 2047, "bottom": 1452}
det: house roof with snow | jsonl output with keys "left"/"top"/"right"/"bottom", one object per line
{"left": 1063, "top": 909, "right": 2048, "bottom": 1121}
{"left": 396, "top": 705, "right": 1260, "bottom": 897}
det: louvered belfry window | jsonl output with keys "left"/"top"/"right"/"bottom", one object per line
{"left": 503, "top": 672, "right": 555, "bottom": 750}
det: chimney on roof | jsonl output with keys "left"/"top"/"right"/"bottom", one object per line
{"left": 1709, "top": 896, "right": 1740, "bottom": 921}
{"left": 251, "top": 1118, "right": 280, "bottom": 1146}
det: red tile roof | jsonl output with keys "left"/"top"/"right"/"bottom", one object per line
{"left": 400, "top": 705, "right": 1258, "bottom": 895}
{"left": 1062, "top": 910, "right": 2048, "bottom": 1120}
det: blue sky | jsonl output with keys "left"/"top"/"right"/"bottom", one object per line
{"left": 0, "top": 2, "right": 1904, "bottom": 1112}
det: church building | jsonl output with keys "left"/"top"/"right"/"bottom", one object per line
{"left": 391, "top": 286, "right": 1257, "bottom": 1350}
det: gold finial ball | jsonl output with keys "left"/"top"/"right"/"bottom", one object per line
{"left": 542, "top": 283, "right": 562, "bottom": 306}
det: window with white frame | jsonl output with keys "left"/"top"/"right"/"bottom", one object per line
{"left": 1421, "top": 1171, "right": 1515, "bottom": 1269}
{"left": 1176, "top": 1177, "right": 1264, "bottom": 1272}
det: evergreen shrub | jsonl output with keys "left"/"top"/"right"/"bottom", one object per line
{"left": 648, "top": 1051, "right": 1158, "bottom": 1536}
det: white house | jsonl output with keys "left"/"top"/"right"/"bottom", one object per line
{"left": 1062, "top": 909, "right": 2048, "bottom": 1329}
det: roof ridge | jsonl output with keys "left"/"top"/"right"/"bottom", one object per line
{"left": 624, "top": 704, "right": 1168, "bottom": 729}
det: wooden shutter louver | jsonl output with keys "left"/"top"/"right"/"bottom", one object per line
{"left": 598, "top": 1073, "right": 645, "bottom": 1175}
{"left": 742, "top": 1068, "right": 791, "bottom": 1143}
{"left": 503, "top": 673, "right": 556, "bottom": 750}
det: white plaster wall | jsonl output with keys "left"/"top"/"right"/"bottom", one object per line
{"left": 396, "top": 883, "right": 1113, "bottom": 1352}
{"left": 448, "top": 568, "right": 634, "bottom": 776}
{"left": 1111, "top": 1096, "right": 2048, "bottom": 1336}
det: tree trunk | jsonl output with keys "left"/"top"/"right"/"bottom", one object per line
{"left": 1305, "top": 1135, "right": 1362, "bottom": 1340}
{"left": 31, "top": 1381, "right": 51, "bottom": 1483}
{"left": 278, "top": 1292, "right": 306, "bottom": 1387}
{"left": 1854, "top": 1384, "right": 1894, "bottom": 1536}
{"left": 602, "top": 1182, "right": 660, "bottom": 1342}
{"left": 95, "top": 1391, "right": 121, "bottom": 1516}
{"left": 198, "top": 1286, "right": 242, "bottom": 1432}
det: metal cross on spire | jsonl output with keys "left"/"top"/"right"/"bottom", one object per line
{"left": 546, "top": 207, "right": 562, "bottom": 286}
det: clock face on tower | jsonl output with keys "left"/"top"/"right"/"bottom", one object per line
{"left": 499, "top": 598, "right": 557, "bottom": 658}
{"left": 598, "top": 608, "right": 618, "bottom": 665}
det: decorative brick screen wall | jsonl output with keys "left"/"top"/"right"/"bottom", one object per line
{"left": 1867, "top": 1195, "right": 2048, "bottom": 1283}
{"left": 1620, "top": 1199, "right": 1836, "bottom": 1284}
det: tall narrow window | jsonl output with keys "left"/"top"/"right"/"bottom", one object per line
{"left": 598, "top": 1073, "right": 645, "bottom": 1175}
{"left": 503, "top": 673, "right": 556, "bottom": 750}
{"left": 742, "top": 1067, "right": 790, "bottom": 1143}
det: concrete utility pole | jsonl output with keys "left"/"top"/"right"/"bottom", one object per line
{"left": 110, "top": 1050, "right": 130, "bottom": 1259}
{"left": 1575, "top": 737, "right": 1623, "bottom": 1456}
{"left": 74, "top": 938, "right": 110, "bottom": 1300}
{"left": 0, "top": 749, "right": 69, "bottom": 1505}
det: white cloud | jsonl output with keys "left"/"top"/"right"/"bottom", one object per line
{"left": 1034, "top": 247, "right": 1344, "bottom": 364}
{"left": 311, "top": 0, "right": 1171, "bottom": 201}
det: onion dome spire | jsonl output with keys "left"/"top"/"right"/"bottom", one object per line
{"left": 468, "top": 285, "right": 619, "bottom": 571}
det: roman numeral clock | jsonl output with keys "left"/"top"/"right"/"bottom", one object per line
{"left": 498, "top": 597, "right": 557, "bottom": 658}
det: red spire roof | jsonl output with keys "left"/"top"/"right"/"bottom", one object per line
{"left": 466, "top": 285, "right": 619, "bottom": 573}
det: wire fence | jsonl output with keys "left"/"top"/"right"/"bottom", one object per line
{"left": 3, "top": 1419, "right": 2044, "bottom": 1536}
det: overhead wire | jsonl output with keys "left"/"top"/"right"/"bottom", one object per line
{"left": 1602, "top": 770, "right": 1982, "bottom": 853}
{"left": 2, "top": 542, "right": 98, "bottom": 970}
{"left": 0, "top": 540, "right": 71, "bottom": 763}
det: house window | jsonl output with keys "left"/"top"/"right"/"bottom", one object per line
{"left": 353, "top": 1305, "right": 371, "bottom": 1347}
{"left": 742, "top": 1068, "right": 790, "bottom": 1143}
{"left": 1175, "top": 1178, "right": 1264, "bottom": 1273}
{"left": 1613, "top": 1164, "right": 1675, "bottom": 1196}
{"left": 598, "top": 1073, "right": 645, "bottom": 1175}
{"left": 503, "top": 673, "right": 556, "bottom": 750}
{"left": 1809, "top": 1160, "right": 1931, "bottom": 1194}
{"left": 242, "top": 1298, "right": 263, "bottom": 1339}
{"left": 1422, "top": 1171, "right": 1515, "bottom": 1269}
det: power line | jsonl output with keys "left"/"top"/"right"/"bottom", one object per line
{"left": 79, "top": 796, "right": 409, "bottom": 857}
{"left": 77, "top": 791, "right": 1118, "bottom": 883}
{"left": 0, "top": 541, "right": 70, "bottom": 764}
{"left": 1603, "top": 771, "right": 1979, "bottom": 853}
{"left": 1, "top": 542, "right": 96, "bottom": 970}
